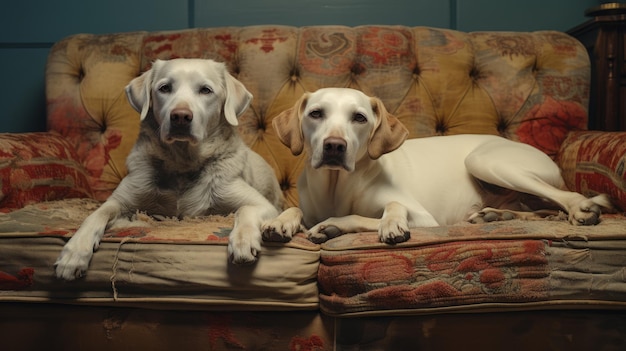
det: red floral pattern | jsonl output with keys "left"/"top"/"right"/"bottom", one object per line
{"left": 558, "top": 131, "right": 626, "bottom": 210}
{"left": 38, "top": 26, "right": 596, "bottom": 209}
{"left": 517, "top": 96, "right": 587, "bottom": 158}
{"left": 317, "top": 216, "right": 626, "bottom": 315}
{"left": 245, "top": 28, "right": 288, "bottom": 53}
{"left": 0, "top": 268, "right": 34, "bottom": 290}
{"left": 356, "top": 27, "right": 414, "bottom": 66}
{"left": 0, "top": 133, "right": 93, "bottom": 210}
{"left": 319, "top": 239, "right": 549, "bottom": 312}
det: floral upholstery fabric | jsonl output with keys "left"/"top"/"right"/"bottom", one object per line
{"left": 317, "top": 216, "right": 626, "bottom": 316}
{"left": 558, "top": 131, "right": 626, "bottom": 211}
{"left": 0, "top": 199, "right": 320, "bottom": 309}
{"left": 0, "top": 133, "right": 93, "bottom": 210}
{"left": 42, "top": 26, "right": 602, "bottom": 208}
{"left": 2, "top": 26, "right": 626, "bottom": 349}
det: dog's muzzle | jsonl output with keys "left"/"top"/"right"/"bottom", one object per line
{"left": 165, "top": 108, "right": 196, "bottom": 143}
{"left": 320, "top": 137, "right": 347, "bottom": 169}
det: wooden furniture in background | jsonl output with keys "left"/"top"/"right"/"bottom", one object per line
{"left": 568, "top": 3, "right": 626, "bottom": 131}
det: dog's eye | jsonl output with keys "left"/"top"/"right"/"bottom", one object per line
{"left": 308, "top": 110, "right": 323, "bottom": 119}
{"left": 353, "top": 113, "right": 367, "bottom": 123}
{"left": 199, "top": 86, "right": 213, "bottom": 95}
{"left": 158, "top": 84, "right": 172, "bottom": 94}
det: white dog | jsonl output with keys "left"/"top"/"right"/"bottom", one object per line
{"left": 55, "top": 58, "right": 283, "bottom": 280}
{"left": 262, "top": 88, "right": 611, "bottom": 244}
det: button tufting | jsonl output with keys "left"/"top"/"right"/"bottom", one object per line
{"left": 350, "top": 63, "right": 365, "bottom": 76}
{"left": 435, "top": 120, "right": 447, "bottom": 135}
{"left": 257, "top": 118, "right": 266, "bottom": 131}
{"left": 469, "top": 66, "right": 480, "bottom": 80}
{"left": 290, "top": 67, "right": 300, "bottom": 82}
{"left": 497, "top": 119, "right": 509, "bottom": 135}
{"left": 77, "top": 67, "right": 85, "bottom": 82}
{"left": 99, "top": 120, "right": 107, "bottom": 134}
{"left": 280, "top": 179, "right": 291, "bottom": 191}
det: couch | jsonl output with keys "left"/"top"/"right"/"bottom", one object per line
{"left": 1, "top": 25, "right": 626, "bottom": 350}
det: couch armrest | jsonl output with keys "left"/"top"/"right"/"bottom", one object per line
{"left": 557, "top": 131, "right": 626, "bottom": 211}
{"left": 0, "top": 132, "right": 94, "bottom": 211}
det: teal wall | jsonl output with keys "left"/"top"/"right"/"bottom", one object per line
{"left": 0, "top": 0, "right": 602, "bottom": 132}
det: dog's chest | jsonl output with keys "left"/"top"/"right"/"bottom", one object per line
{"left": 154, "top": 168, "right": 202, "bottom": 192}
{"left": 146, "top": 157, "right": 227, "bottom": 217}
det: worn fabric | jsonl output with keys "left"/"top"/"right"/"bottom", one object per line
{"left": 0, "top": 132, "right": 93, "bottom": 209}
{"left": 0, "top": 199, "right": 320, "bottom": 310}
{"left": 558, "top": 131, "right": 626, "bottom": 211}
{"left": 44, "top": 26, "right": 594, "bottom": 206}
{"left": 318, "top": 216, "right": 626, "bottom": 316}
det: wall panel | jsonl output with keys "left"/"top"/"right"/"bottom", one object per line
{"left": 456, "top": 0, "right": 600, "bottom": 32}
{"left": 194, "top": 0, "right": 451, "bottom": 28}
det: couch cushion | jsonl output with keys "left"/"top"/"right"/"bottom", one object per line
{"left": 317, "top": 216, "right": 626, "bottom": 317}
{"left": 0, "top": 199, "right": 320, "bottom": 311}
{"left": 558, "top": 131, "right": 626, "bottom": 211}
{"left": 0, "top": 133, "right": 93, "bottom": 210}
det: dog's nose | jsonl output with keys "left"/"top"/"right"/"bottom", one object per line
{"left": 170, "top": 108, "right": 193, "bottom": 126}
{"left": 323, "top": 137, "right": 347, "bottom": 156}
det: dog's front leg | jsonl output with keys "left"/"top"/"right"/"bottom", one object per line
{"left": 379, "top": 201, "right": 411, "bottom": 244}
{"left": 55, "top": 199, "right": 122, "bottom": 280}
{"left": 226, "top": 181, "right": 280, "bottom": 265}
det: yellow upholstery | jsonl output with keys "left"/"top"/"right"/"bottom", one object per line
{"left": 45, "top": 26, "right": 590, "bottom": 206}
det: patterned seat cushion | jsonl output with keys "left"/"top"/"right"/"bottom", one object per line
{"left": 0, "top": 199, "right": 320, "bottom": 310}
{"left": 318, "top": 216, "right": 626, "bottom": 316}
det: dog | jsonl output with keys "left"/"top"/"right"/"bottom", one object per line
{"left": 55, "top": 58, "right": 284, "bottom": 280}
{"left": 262, "top": 87, "right": 612, "bottom": 244}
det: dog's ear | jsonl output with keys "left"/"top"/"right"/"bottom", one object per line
{"left": 272, "top": 93, "right": 309, "bottom": 156}
{"left": 223, "top": 71, "right": 253, "bottom": 126}
{"left": 368, "top": 97, "right": 409, "bottom": 159}
{"left": 125, "top": 61, "right": 159, "bottom": 120}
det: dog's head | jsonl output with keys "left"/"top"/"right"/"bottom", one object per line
{"left": 273, "top": 88, "right": 408, "bottom": 172}
{"left": 125, "top": 58, "right": 252, "bottom": 144}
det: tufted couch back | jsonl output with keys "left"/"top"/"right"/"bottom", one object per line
{"left": 45, "top": 25, "right": 590, "bottom": 207}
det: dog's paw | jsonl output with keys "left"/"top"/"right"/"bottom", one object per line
{"left": 261, "top": 220, "right": 301, "bottom": 243}
{"left": 379, "top": 218, "right": 410, "bottom": 244}
{"left": 569, "top": 198, "right": 602, "bottom": 226}
{"left": 567, "top": 194, "right": 612, "bottom": 226}
{"left": 54, "top": 245, "right": 94, "bottom": 281}
{"left": 307, "top": 225, "right": 342, "bottom": 244}
{"left": 54, "top": 229, "right": 102, "bottom": 280}
{"left": 468, "top": 209, "right": 516, "bottom": 224}
{"left": 261, "top": 207, "right": 304, "bottom": 242}
{"left": 228, "top": 226, "right": 261, "bottom": 265}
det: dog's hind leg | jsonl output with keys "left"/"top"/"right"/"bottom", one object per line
{"left": 465, "top": 138, "right": 611, "bottom": 225}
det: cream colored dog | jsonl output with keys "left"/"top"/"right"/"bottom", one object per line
{"left": 263, "top": 88, "right": 611, "bottom": 244}
{"left": 55, "top": 59, "right": 283, "bottom": 280}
